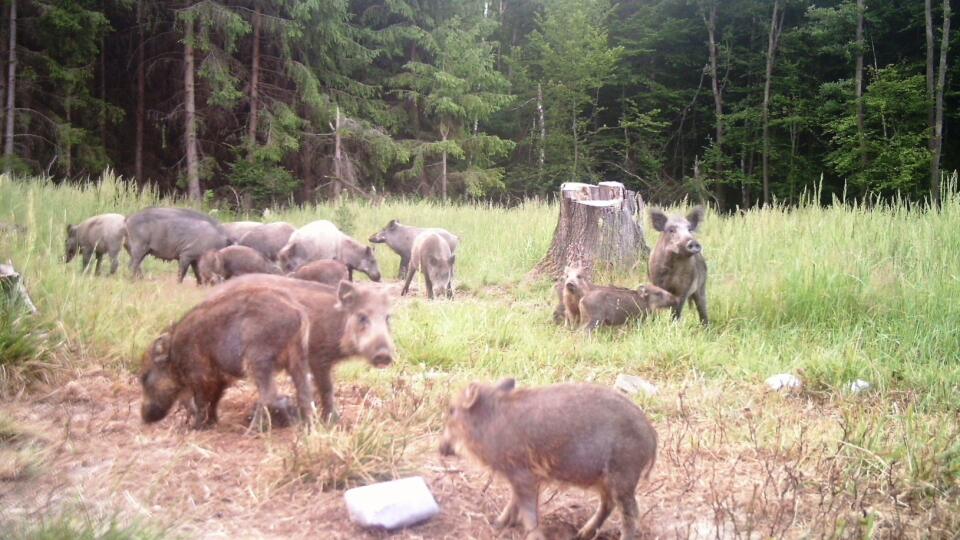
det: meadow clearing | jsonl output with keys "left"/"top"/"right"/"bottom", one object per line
{"left": 0, "top": 172, "right": 958, "bottom": 539}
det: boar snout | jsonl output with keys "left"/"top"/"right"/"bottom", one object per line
{"left": 141, "top": 401, "right": 172, "bottom": 423}
{"left": 686, "top": 239, "right": 702, "bottom": 254}
{"left": 439, "top": 439, "right": 456, "bottom": 456}
{"left": 370, "top": 347, "right": 394, "bottom": 368}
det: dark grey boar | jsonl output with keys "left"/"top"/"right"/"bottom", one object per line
{"left": 222, "top": 221, "right": 261, "bottom": 243}
{"left": 439, "top": 380, "right": 657, "bottom": 540}
{"left": 141, "top": 278, "right": 396, "bottom": 427}
{"left": 277, "top": 220, "right": 381, "bottom": 281}
{"left": 65, "top": 213, "right": 127, "bottom": 275}
{"left": 579, "top": 284, "right": 677, "bottom": 331}
{"left": 400, "top": 232, "right": 454, "bottom": 299}
{"left": 126, "top": 208, "right": 230, "bottom": 284}
{"left": 556, "top": 264, "right": 591, "bottom": 328}
{"left": 289, "top": 259, "right": 350, "bottom": 286}
{"left": 237, "top": 221, "right": 295, "bottom": 261}
{"left": 648, "top": 207, "right": 708, "bottom": 325}
{"left": 197, "top": 245, "right": 280, "bottom": 285}
{"left": 369, "top": 219, "right": 459, "bottom": 278}
{"left": 209, "top": 275, "right": 396, "bottom": 420}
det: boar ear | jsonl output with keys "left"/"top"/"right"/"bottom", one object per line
{"left": 336, "top": 280, "right": 358, "bottom": 309}
{"left": 387, "top": 219, "right": 398, "bottom": 229}
{"left": 650, "top": 209, "right": 668, "bottom": 232}
{"left": 461, "top": 383, "right": 481, "bottom": 410}
{"left": 449, "top": 254, "right": 456, "bottom": 266}
{"left": 686, "top": 206, "right": 705, "bottom": 232}
{"left": 365, "top": 246, "right": 373, "bottom": 256}
{"left": 152, "top": 334, "right": 171, "bottom": 364}
{"left": 495, "top": 378, "right": 516, "bottom": 393}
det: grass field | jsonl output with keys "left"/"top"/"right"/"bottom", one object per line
{"left": 0, "top": 172, "right": 958, "bottom": 538}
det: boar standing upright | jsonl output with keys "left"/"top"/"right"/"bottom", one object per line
{"left": 289, "top": 259, "right": 350, "bottom": 286}
{"left": 369, "top": 219, "right": 459, "bottom": 278}
{"left": 401, "top": 231, "right": 455, "bottom": 299}
{"left": 125, "top": 208, "right": 230, "bottom": 284}
{"left": 197, "top": 245, "right": 279, "bottom": 285}
{"left": 237, "top": 222, "right": 295, "bottom": 261}
{"left": 554, "top": 265, "right": 591, "bottom": 328}
{"left": 277, "top": 220, "right": 381, "bottom": 281}
{"left": 578, "top": 284, "right": 677, "bottom": 331}
{"left": 141, "top": 278, "right": 396, "bottom": 427}
{"left": 65, "top": 213, "right": 127, "bottom": 275}
{"left": 648, "top": 207, "right": 708, "bottom": 325}
{"left": 440, "top": 380, "right": 657, "bottom": 540}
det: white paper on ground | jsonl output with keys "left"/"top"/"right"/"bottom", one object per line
{"left": 344, "top": 476, "right": 440, "bottom": 530}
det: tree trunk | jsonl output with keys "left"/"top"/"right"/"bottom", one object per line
{"left": 3, "top": 0, "right": 16, "bottom": 174}
{"left": 761, "top": 0, "right": 784, "bottom": 205}
{"left": 440, "top": 124, "right": 448, "bottom": 200}
{"left": 926, "top": 0, "right": 935, "bottom": 162}
{"left": 537, "top": 82, "right": 545, "bottom": 183}
{"left": 247, "top": 6, "right": 261, "bottom": 160}
{"left": 704, "top": 2, "right": 723, "bottom": 178}
{"left": 135, "top": 0, "right": 145, "bottom": 183}
{"left": 534, "top": 181, "right": 649, "bottom": 278}
{"left": 332, "top": 105, "right": 342, "bottom": 201}
{"left": 184, "top": 17, "right": 201, "bottom": 200}
{"left": 64, "top": 93, "right": 72, "bottom": 178}
{"left": 571, "top": 101, "right": 578, "bottom": 178}
{"left": 855, "top": 0, "right": 865, "bottom": 169}
{"left": 931, "top": 0, "right": 951, "bottom": 204}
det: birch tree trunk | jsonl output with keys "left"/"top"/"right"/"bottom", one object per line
{"left": 184, "top": 17, "right": 201, "bottom": 200}
{"left": 931, "top": 0, "right": 951, "bottom": 204}
{"left": 3, "top": 0, "right": 16, "bottom": 174}
{"left": 761, "top": 0, "right": 784, "bottom": 205}
{"left": 703, "top": 2, "right": 724, "bottom": 189}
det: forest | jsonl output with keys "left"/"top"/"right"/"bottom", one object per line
{"left": 0, "top": 0, "right": 954, "bottom": 209}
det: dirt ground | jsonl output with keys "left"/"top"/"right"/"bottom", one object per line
{"left": 0, "top": 364, "right": 881, "bottom": 540}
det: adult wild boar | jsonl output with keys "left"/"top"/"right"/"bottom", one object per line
{"left": 222, "top": 221, "right": 261, "bottom": 243}
{"left": 369, "top": 219, "right": 459, "bottom": 278}
{"left": 141, "top": 278, "right": 396, "bottom": 427}
{"left": 211, "top": 275, "right": 395, "bottom": 420}
{"left": 65, "top": 213, "right": 127, "bottom": 275}
{"left": 289, "top": 259, "right": 350, "bottom": 286}
{"left": 277, "top": 220, "right": 381, "bottom": 281}
{"left": 648, "top": 207, "right": 708, "bottom": 325}
{"left": 126, "top": 208, "right": 230, "bottom": 284}
{"left": 579, "top": 284, "right": 677, "bottom": 331}
{"left": 237, "top": 221, "right": 295, "bottom": 261}
{"left": 197, "top": 245, "right": 279, "bottom": 285}
{"left": 440, "top": 380, "right": 657, "bottom": 540}
{"left": 401, "top": 232, "right": 454, "bottom": 299}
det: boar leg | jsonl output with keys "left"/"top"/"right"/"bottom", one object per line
{"left": 313, "top": 366, "right": 339, "bottom": 422}
{"left": 94, "top": 252, "right": 105, "bottom": 275}
{"left": 494, "top": 493, "right": 519, "bottom": 529}
{"left": 575, "top": 489, "right": 613, "bottom": 540}
{"left": 397, "top": 256, "right": 409, "bottom": 279}
{"left": 287, "top": 358, "right": 315, "bottom": 424}
{"left": 400, "top": 266, "right": 418, "bottom": 296}
{"left": 129, "top": 245, "right": 148, "bottom": 278}
{"left": 692, "top": 285, "right": 708, "bottom": 326}
{"left": 507, "top": 472, "right": 542, "bottom": 540}
{"left": 81, "top": 247, "right": 94, "bottom": 273}
{"left": 109, "top": 251, "right": 120, "bottom": 275}
{"left": 192, "top": 381, "right": 226, "bottom": 429}
{"left": 616, "top": 493, "right": 640, "bottom": 540}
{"left": 670, "top": 295, "right": 686, "bottom": 321}
{"left": 176, "top": 256, "right": 192, "bottom": 283}
{"left": 424, "top": 273, "right": 434, "bottom": 299}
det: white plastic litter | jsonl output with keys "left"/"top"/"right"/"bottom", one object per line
{"left": 614, "top": 374, "right": 659, "bottom": 396}
{"left": 344, "top": 476, "right": 439, "bottom": 530}
{"left": 849, "top": 379, "right": 871, "bottom": 393}
{"left": 765, "top": 373, "right": 802, "bottom": 391}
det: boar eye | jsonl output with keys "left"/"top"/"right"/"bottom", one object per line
{"left": 357, "top": 314, "right": 369, "bottom": 326}
{"left": 667, "top": 226, "right": 676, "bottom": 233}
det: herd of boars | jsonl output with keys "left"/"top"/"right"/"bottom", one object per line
{"left": 64, "top": 204, "right": 708, "bottom": 539}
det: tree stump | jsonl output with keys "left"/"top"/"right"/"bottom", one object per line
{"left": 534, "top": 181, "right": 649, "bottom": 278}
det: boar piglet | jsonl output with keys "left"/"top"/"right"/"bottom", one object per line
{"left": 197, "top": 245, "right": 280, "bottom": 285}
{"left": 579, "top": 284, "right": 677, "bottom": 331}
{"left": 554, "top": 264, "right": 591, "bottom": 328}
{"left": 289, "top": 259, "right": 350, "bottom": 286}
{"left": 401, "top": 231, "right": 455, "bottom": 299}
{"left": 440, "top": 380, "right": 657, "bottom": 540}
{"left": 649, "top": 206, "right": 709, "bottom": 325}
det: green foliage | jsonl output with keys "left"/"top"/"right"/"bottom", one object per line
{"left": 227, "top": 158, "right": 298, "bottom": 209}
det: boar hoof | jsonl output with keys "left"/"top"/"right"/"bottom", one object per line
{"left": 494, "top": 505, "right": 519, "bottom": 529}
{"left": 523, "top": 531, "right": 546, "bottom": 540}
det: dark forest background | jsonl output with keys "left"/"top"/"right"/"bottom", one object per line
{"left": 0, "top": 0, "right": 956, "bottom": 209}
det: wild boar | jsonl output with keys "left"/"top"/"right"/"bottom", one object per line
{"left": 277, "top": 220, "right": 381, "bottom": 281}
{"left": 400, "top": 232, "right": 454, "bottom": 299}
{"left": 369, "top": 219, "right": 459, "bottom": 278}
{"left": 289, "top": 259, "right": 350, "bottom": 286}
{"left": 126, "top": 208, "right": 231, "bottom": 284}
{"left": 237, "top": 221, "right": 295, "bottom": 261}
{"left": 440, "top": 380, "right": 657, "bottom": 540}
{"left": 222, "top": 221, "right": 262, "bottom": 243}
{"left": 556, "top": 265, "right": 591, "bottom": 328}
{"left": 648, "top": 207, "right": 708, "bottom": 325}
{"left": 197, "top": 245, "right": 280, "bottom": 285}
{"left": 207, "top": 275, "right": 396, "bottom": 421}
{"left": 65, "top": 213, "right": 127, "bottom": 275}
{"left": 579, "top": 284, "right": 677, "bottom": 331}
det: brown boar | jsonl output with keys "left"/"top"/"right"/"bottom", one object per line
{"left": 439, "top": 380, "right": 657, "bottom": 540}
{"left": 556, "top": 265, "right": 591, "bottom": 328}
{"left": 648, "top": 207, "right": 709, "bottom": 325}
{"left": 401, "top": 232, "right": 455, "bottom": 299}
{"left": 208, "top": 275, "right": 395, "bottom": 421}
{"left": 289, "top": 259, "right": 350, "bottom": 286}
{"left": 578, "top": 284, "right": 677, "bottom": 331}
{"left": 197, "top": 245, "right": 280, "bottom": 285}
